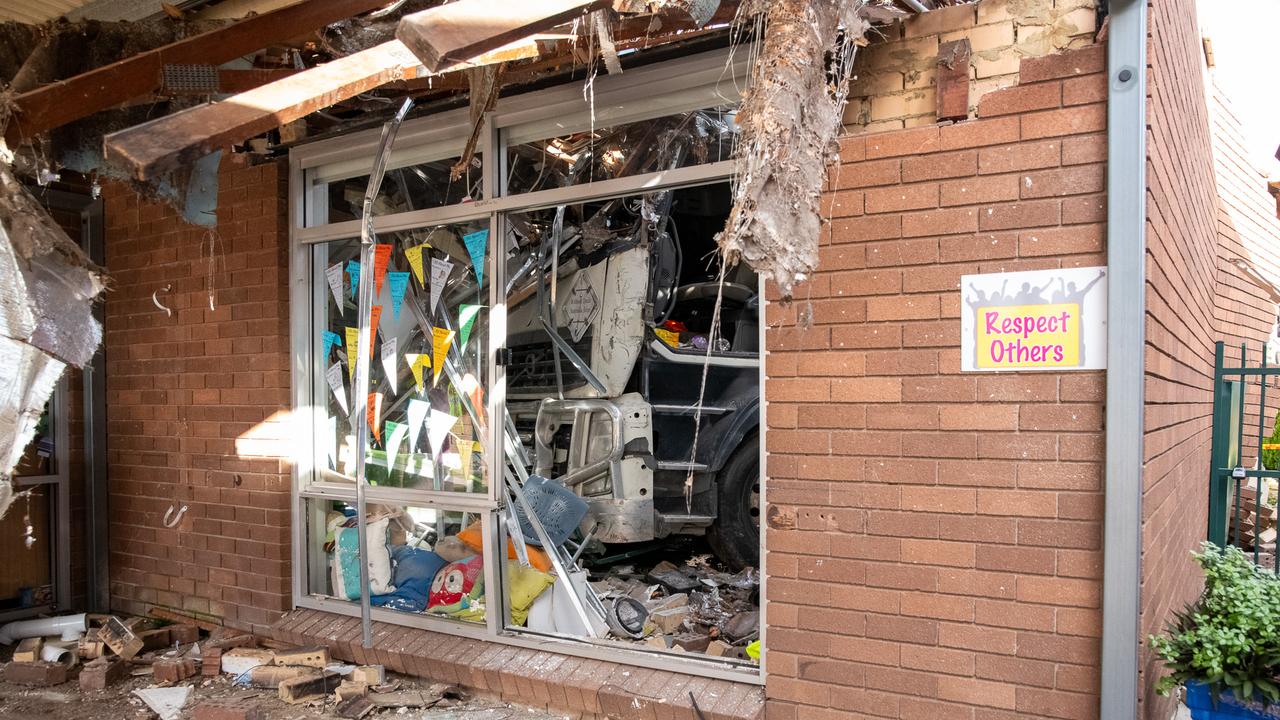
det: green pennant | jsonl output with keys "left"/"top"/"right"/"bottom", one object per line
{"left": 458, "top": 304, "right": 484, "bottom": 350}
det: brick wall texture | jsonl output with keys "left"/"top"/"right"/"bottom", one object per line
{"left": 845, "top": 0, "right": 1098, "bottom": 133}
{"left": 763, "top": 43, "right": 1108, "bottom": 720}
{"left": 1140, "top": 2, "right": 1280, "bottom": 718}
{"left": 101, "top": 154, "right": 293, "bottom": 635}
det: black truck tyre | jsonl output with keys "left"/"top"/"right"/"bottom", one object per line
{"left": 707, "top": 434, "right": 760, "bottom": 571}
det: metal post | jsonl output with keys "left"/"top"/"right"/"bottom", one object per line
{"left": 352, "top": 99, "right": 414, "bottom": 648}
{"left": 1100, "top": 0, "right": 1147, "bottom": 717}
{"left": 1257, "top": 345, "right": 1268, "bottom": 563}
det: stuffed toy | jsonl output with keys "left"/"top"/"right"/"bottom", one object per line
{"left": 426, "top": 555, "right": 484, "bottom": 616}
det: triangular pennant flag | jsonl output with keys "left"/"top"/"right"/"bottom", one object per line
{"left": 431, "top": 327, "right": 455, "bottom": 386}
{"left": 325, "top": 415, "right": 338, "bottom": 469}
{"left": 405, "top": 243, "right": 428, "bottom": 287}
{"left": 367, "top": 393, "right": 383, "bottom": 442}
{"left": 369, "top": 306, "right": 383, "bottom": 360}
{"left": 388, "top": 272, "right": 410, "bottom": 319}
{"left": 326, "top": 263, "right": 345, "bottom": 314}
{"left": 385, "top": 420, "right": 407, "bottom": 468}
{"left": 459, "top": 373, "right": 486, "bottom": 428}
{"left": 326, "top": 362, "right": 348, "bottom": 415}
{"left": 462, "top": 229, "right": 488, "bottom": 287}
{"left": 458, "top": 438, "right": 476, "bottom": 479}
{"left": 344, "top": 327, "right": 359, "bottom": 381}
{"left": 458, "top": 304, "right": 483, "bottom": 350}
{"left": 426, "top": 408, "right": 457, "bottom": 460}
{"left": 381, "top": 337, "right": 398, "bottom": 395}
{"left": 346, "top": 260, "right": 361, "bottom": 300}
{"left": 373, "top": 244, "right": 392, "bottom": 294}
{"left": 405, "top": 353, "right": 425, "bottom": 393}
{"left": 407, "top": 398, "right": 429, "bottom": 454}
{"left": 429, "top": 257, "right": 453, "bottom": 313}
{"left": 323, "top": 330, "right": 341, "bottom": 358}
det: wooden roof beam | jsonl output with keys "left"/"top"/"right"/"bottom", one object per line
{"left": 102, "top": 39, "right": 539, "bottom": 180}
{"left": 396, "top": 0, "right": 612, "bottom": 72}
{"left": 3, "top": 0, "right": 392, "bottom": 147}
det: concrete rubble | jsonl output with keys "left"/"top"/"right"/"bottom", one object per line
{"left": 0, "top": 610, "right": 555, "bottom": 720}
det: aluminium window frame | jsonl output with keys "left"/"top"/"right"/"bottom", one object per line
{"left": 288, "top": 48, "right": 766, "bottom": 684}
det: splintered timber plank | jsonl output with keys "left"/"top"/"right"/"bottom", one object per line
{"left": 396, "top": 0, "right": 612, "bottom": 71}
{"left": 4, "top": 0, "right": 390, "bottom": 146}
{"left": 103, "top": 41, "right": 426, "bottom": 180}
{"left": 103, "top": 38, "right": 538, "bottom": 181}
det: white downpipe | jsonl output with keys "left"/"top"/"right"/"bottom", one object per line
{"left": 0, "top": 612, "right": 87, "bottom": 645}
{"left": 41, "top": 640, "right": 77, "bottom": 666}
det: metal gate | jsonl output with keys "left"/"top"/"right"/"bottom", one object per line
{"left": 1208, "top": 341, "right": 1280, "bottom": 568}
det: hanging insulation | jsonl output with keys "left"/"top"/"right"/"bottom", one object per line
{"left": 718, "top": 0, "right": 868, "bottom": 300}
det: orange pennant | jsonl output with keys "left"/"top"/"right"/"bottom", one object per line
{"left": 373, "top": 244, "right": 392, "bottom": 294}
{"left": 369, "top": 305, "right": 382, "bottom": 360}
{"left": 367, "top": 392, "right": 383, "bottom": 442}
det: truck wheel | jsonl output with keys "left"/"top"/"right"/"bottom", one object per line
{"left": 707, "top": 435, "right": 760, "bottom": 571}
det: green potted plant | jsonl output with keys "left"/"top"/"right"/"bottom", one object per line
{"left": 1152, "top": 543, "right": 1280, "bottom": 718}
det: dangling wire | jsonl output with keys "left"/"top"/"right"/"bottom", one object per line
{"left": 200, "top": 228, "right": 223, "bottom": 311}
{"left": 684, "top": 260, "right": 728, "bottom": 512}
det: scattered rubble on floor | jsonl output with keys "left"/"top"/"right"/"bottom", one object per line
{"left": 593, "top": 551, "right": 760, "bottom": 660}
{"left": 0, "top": 612, "right": 559, "bottom": 720}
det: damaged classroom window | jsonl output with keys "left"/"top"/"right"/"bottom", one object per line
{"left": 292, "top": 50, "right": 763, "bottom": 672}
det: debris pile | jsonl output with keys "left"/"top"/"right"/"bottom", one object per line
{"left": 593, "top": 554, "right": 761, "bottom": 660}
{"left": 1233, "top": 477, "right": 1279, "bottom": 559}
{"left": 0, "top": 611, "right": 477, "bottom": 720}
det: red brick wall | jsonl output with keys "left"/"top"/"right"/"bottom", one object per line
{"left": 1138, "top": 3, "right": 1227, "bottom": 718}
{"left": 101, "top": 154, "right": 292, "bottom": 634}
{"left": 1140, "top": 3, "right": 1280, "bottom": 717}
{"left": 763, "top": 44, "right": 1107, "bottom": 720}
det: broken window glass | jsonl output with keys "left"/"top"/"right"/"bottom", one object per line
{"left": 322, "top": 154, "right": 483, "bottom": 224}
{"left": 312, "top": 221, "right": 489, "bottom": 495}
{"left": 496, "top": 180, "right": 761, "bottom": 660}
{"left": 302, "top": 497, "right": 488, "bottom": 626}
{"left": 504, "top": 107, "right": 737, "bottom": 195}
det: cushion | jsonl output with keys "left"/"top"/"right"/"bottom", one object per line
{"left": 456, "top": 521, "right": 553, "bottom": 573}
{"left": 330, "top": 517, "right": 394, "bottom": 600}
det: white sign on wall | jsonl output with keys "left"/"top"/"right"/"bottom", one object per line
{"left": 960, "top": 266, "right": 1108, "bottom": 372}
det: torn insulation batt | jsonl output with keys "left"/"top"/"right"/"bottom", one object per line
{"left": 718, "top": 0, "right": 868, "bottom": 300}
{"left": 0, "top": 163, "right": 106, "bottom": 518}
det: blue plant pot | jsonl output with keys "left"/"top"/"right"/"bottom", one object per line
{"left": 1186, "top": 681, "right": 1280, "bottom": 719}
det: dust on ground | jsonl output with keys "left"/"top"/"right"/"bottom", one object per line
{"left": 0, "top": 665, "right": 570, "bottom": 720}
